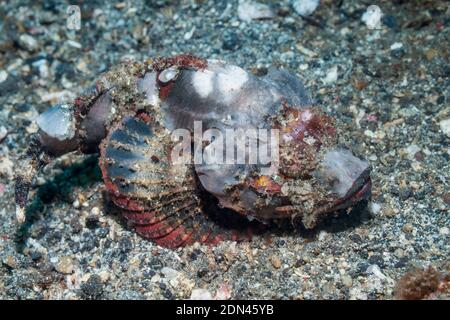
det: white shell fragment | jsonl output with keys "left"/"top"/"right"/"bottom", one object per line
{"left": 361, "top": 5, "right": 383, "bottom": 30}
{"left": 237, "top": 1, "right": 275, "bottom": 22}
{"left": 158, "top": 66, "right": 179, "bottom": 83}
{"left": 292, "top": 0, "right": 320, "bottom": 16}
{"left": 36, "top": 104, "right": 75, "bottom": 141}
{"left": 190, "top": 288, "right": 213, "bottom": 300}
{"left": 322, "top": 66, "right": 338, "bottom": 84}
{"left": 439, "top": 118, "right": 450, "bottom": 137}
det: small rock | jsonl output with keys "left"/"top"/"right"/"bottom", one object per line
{"left": 190, "top": 288, "right": 213, "bottom": 300}
{"left": 390, "top": 42, "right": 403, "bottom": 50}
{"left": 0, "top": 126, "right": 7, "bottom": 142}
{"left": 183, "top": 26, "right": 196, "bottom": 40}
{"left": 292, "top": 0, "right": 320, "bottom": 16}
{"left": 14, "top": 103, "right": 31, "bottom": 113}
{"left": 98, "top": 270, "right": 111, "bottom": 282}
{"left": 72, "top": 199, "right": 81, "bottom": 209}
{"left": 85, "top": 215, "right": 99, "bottom": 229}
{"left": 367, "top": 264, "right": 387, "bottom": 280}
{"left": 404, "top": 144, "right": 421, "bottom": 159}
{"left": 237, "top": 1, "right": 274, "bottom": 22}
{"left": 383, "top": 205, "right": 397, "bottom": 217}
{"left": 425, "top": 49, "right": 439, "bottom": 61}
{"left": 271, "top": 255, "right": 282, "bottom": 269}
{"left": 443, "top": 193, "right": 450, "bottom": 205}
{"left": 0, "top": 74, "right": 19, "bottom": 97}
{"left": 439, "top": 227, "right": 449, "bottom": 236}
{"left": 394, "top": 248, "right": 405, "bottom": 258}
{"left": 0, "top": 70, "right": 7, "bottom": 83}
{"left": 323, "top": 66, "right": 338, "bottom": 84}
{"left": 361, "top": 5, "right": 383, "bottom": 30}
{"left": 341, "top": 274, "right": 353, "bottom": 287}
{"left": 29, "top": 251, "right": 43, "bottom": 262}
{"left": 439, "top": 118, "right": 450, "bottom": 137}
{"left": 0, "top": 156, "right": 14, "bottom": 178}
{"left": 81, "top": 275, "right": 104, "bottom": 298}
{"left": 115, "top": 2, "right": 126, "bottom": 9}
{"left": 161, "top": 267, "right": 180, "bottom": 281}
{"left": 296, "top": 43, "right": 318, "bottom": 57}
{"left": 18, "top": 34, "right": 39, "bottom": 51}
{"left": 368, "top": 202, "right": 381, "bottom": 215}
{"left": 55, "top": 256, "right": 74, "bottom": 274}
{"left": 318, "top": 230, "right": 328, "bottom": 241}
{"left": 402, "top": 223, "right": 413, "bottom": 233}
{"left": 399, "top": 187, "right": 412, "bottom": 200}
{"left": 3, "top": 255, "right": 18, "bottom": 269}
{"left": 66, "top": 40, "right": 82, "bottom": 49}
{"left": 222, "top": 33, "right": 241, "bottom": 51}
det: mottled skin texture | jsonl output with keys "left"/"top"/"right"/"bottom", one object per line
{"left": 15, "top": 54, "right": 371, "bottom": 248}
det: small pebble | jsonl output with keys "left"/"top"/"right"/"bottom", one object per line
{"left": 341, "top": 274, "right": 353, "bottom": 287}
{"left": 439, "top": 227, "right": 449, "bottom": 236}
{"left": 368, "top": 202, "right": 381, "bottom": 215}
{"left": 55, "top": 256, "right": 74, "bottom": 274}
{"left": 0, "top": 156, "right": 14, "bottom": 178}
{"left": 361, "top": 5, "right": 383, "bottom": 30}
{"left": 18, "top": 34, "right": 39, "bottom": 51}
{"left": 323, "top": 66, "right": 338, "bottom": 84}
{"left": 0, "top": 70, "right": 7, "bottom": 83}
{"left": 237, "top": 1, "right": 274, "bottom": 22}
{"left": 439, "top": 118, "right": 450, "bottom": 137}
{"left": 402, "top": 223, "right": 413, "bottom": 233}
{"left": 0, "top": 126, "right": 7, "bottom": 142}
{"left": 390, "top": 42, "right": 403, "bottom": 50}
{"left": 292, "top": 0, "right": 320, "bottom": 16}
{"left": 81, "top": 275, "right": 104, "bottom": 299}
{"left": 367, "top": 264, "right": 387, "bottom": 280}
{"left": 271, "top": 255, "right": 282, "bottom": 269}
{"left": 443, "top": 193, "right": 450, "bottom": 205}
{"left": 190, "top": 288, "right": 213, "bottom": 300}
{"left": 85, "top": 215, "right": 99, "bottom": 229}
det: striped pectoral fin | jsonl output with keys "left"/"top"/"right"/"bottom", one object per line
{"left": 100, "top": 111, "right": 264, "bottom": 248}
{"left": 132, "top": 201, "right": 205, "bottom": 248}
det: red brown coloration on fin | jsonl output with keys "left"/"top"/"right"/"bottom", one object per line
{"left": 152, "top": 54, "right": 208, "bottom": 72}
{"left": 154, "top": 54, "right": 208, "bottom": 100}
{"left": 99, "top": 110, "right": 262, "bottom": 249}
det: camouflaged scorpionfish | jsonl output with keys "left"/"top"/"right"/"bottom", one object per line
{"left": 15, "top": 54, "right": 371, "bottom": 248}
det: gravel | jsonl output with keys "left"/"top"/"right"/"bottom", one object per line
{"left": 0, "top": 0, "right": 448, "bottom": 300}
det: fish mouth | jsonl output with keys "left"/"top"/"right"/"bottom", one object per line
{"left": 329, "top": 177, "right": 372, "bottom": 212}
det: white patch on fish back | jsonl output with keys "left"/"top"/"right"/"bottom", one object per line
{"left": 192, "top": 70, "right": 214, "bottom": 98}
{"left": 215, "top": 65, "right": 249, "bottom": 104}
